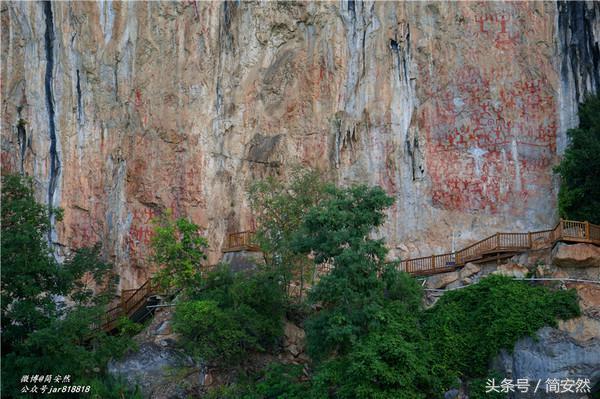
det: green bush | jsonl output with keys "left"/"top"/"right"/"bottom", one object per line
{"left": 150, "top": 214, "right": 208, "bottom": 293}
{"left": 173, "top": 267, "right": 285, "bottom": 367}
{"left": 252, "top": 363, "right": 308, "bottom": 399}
{"left": 424, "top": 275, "right": 581, "bottom": 385}
{"left": 173, "top": 300, "right": 247, "bottom": 364}
{"left": 205, "top": 363, "right": 308, "bottom": 399}
{"left": 311, "top": 302, "right": 432, "bottom": 399}
{"left": 115, "top": 317, "right": 145, "bottom": 337}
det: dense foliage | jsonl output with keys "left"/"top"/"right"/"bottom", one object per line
{"left": 172, "top": 266, "right": 285, "bottom": 367}
{"left": 424, "top": 275, "right": 580, "bottom": 388}
{"left": 293, "top": 184, "right": 396, "bottom": 360}
{"left": 555, "top": 94, "right": 600, "bottom": 224}
{"left": 1, "top": 174, "right": 137, "bottom": 398}
{"left": 248, "top": 168, "right": 330, "bottom": 298}
{"left": 151, "top": 213, "right": 208, "bottom": 293}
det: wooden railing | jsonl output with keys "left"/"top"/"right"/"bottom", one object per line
{"left": 223, "top": 230, "right": 260, "bottom": 252}
{"left": 398, "top": 219, "right": 599, "bottom": 276}
{"left": 99, "top": 280, "right": 158, "bottom": 331}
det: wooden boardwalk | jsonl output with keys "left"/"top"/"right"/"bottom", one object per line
{"left": 100, "top": 219, "right": 599, "bottom": 331}
{"left": 399, "top": 219, "right": 599, "bottom": 276}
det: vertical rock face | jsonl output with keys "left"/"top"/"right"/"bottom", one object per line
{"left": 557, "top": 1, "right": 600, "bottom": 152}
{"left": 1, "top": 1, "right": 599, "bottom": 289}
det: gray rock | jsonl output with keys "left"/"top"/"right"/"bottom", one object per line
{"left": 221, "top": 250, "right": 264, "bottom": 272}
{"left": 426, "top": 271, "right": 459, "bottom": 289}
{"left": 552, "top": 243, "right": 600, "bottom": 268}
{"left": 492, "top": 327, "right": 600, "bottom": 398}
{"left": 108, "top": 342, "right": 197, "bottom": 399}
{"left": 459, "top": 262, "right": 481, "bottom": 280}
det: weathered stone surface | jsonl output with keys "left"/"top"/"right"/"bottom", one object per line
{"left": 552, "top": 243, "right": 600, "bottom": 268}
{"left": 493, "top": 327, "right": 600, "bottom": 399}
{"left": 459, "top": 262, "right": 480, "bottom": 280}
{"left": 493, "top": 262, "right": 529, "bottom": 278}
{"left": 221, "top": 250, "right": 264, "bottom": 272}
{"left": 426, "top": 271, "right": 459, "bottom": 289}
{"left": 559, "top": 316, "right": 600, "bottom": 343}
{"left": 511, "top": 248, "right": 552, "bottom": 267}
{"left": 282, "top": 321, "right": 307, "bottom": 364}
{"left": 1, "top": 2, "right": 598, "bottom": 290}
{"left": 108, "top": 342, "right": 198, "bottom": 399}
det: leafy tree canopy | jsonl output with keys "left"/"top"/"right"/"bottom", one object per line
{"left": 1, "top": 174, "right": 135, "bottom": 398}
{"left": 150, "top": 213, "right": 208, "bottom": 294}
{"left": 293, "top": 184, "right": 396, "bottom": 361}
{"left": 555, "top": 94, "right": 600, "bottom": 224}
{"left": 172, "top": 266, "right": 285, "bottom": 368}
{"left": 248, "top": 168, "right": 330, "bottom": 298}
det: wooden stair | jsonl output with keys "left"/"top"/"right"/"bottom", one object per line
{"left": 398, "top": 219, "right": 600, "bottom": 276}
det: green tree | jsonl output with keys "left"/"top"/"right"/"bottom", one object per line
{"left": 293, "top": 184, "right": 396, "bottom": 360}
{"left": 248, "top": 168, "right": 330, "bottom": 298}
{"left": 555, "top": 94, "right": 600, "bottom": 224}
{"left": 1, "top": 174, "right": 134, "bottom": 397}
{"left": 289, "top": 184, "right": 439, "bottom": 398}
{"left": 2, "top": 174, "right": 65, "bottom": 348}
{"left": 150, "top": 213, "right": 208, "bottom": 293}
{"left": 310, "top": 302, "right": 431, "bottom": 399}
{"left": 172, "top": 266, "right": 285, "bottom": 368}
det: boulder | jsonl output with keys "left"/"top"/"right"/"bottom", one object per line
{"left": 492, "top": 262, "right": 529, "bottom": 278}
{"left": 426, "top": 271, "right": 459, "bottom": 289}
{"left": 552, "top": 243, "right": 600, "bottom": 268}
{"left": 220, "top": 250, "right": 264, "bottom": 272}
{"left": 559, "top": 316, "right": 600, "bottom": 343}
{"left": 445, "top": 280, "right": 463, "bottom": 290}
{"left": 459, "top": 262, "right": 480, "bottom": 280}
{"left": 283, "top": 321, "right": 306, "bottom": 358}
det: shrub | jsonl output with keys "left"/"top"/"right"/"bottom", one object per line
{"left": 424, "top": 275, "right": 580, "bottom": 386}
{"left": 311, "top": 302, "right": 432, "bottom": 399}
{"left": 173, "top": 300, "right": 247, "bottom": 364}
{"left": 173, "top": 267, "right": 285, "bottom": 367}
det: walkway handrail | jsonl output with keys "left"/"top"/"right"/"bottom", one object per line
{"left": 398, "top": 219, "right": 599, "bottom": 276}
{"left": 224, "top": 230, "right": 260, "bottom": 252}
{"left": 100, "top": 279, "right": 158, "bottom": 331}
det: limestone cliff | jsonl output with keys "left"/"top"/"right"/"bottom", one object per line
{"left": 1, "top": 1, "right": 599, "bottom": 289}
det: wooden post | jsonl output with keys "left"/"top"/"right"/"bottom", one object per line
{"left": 496, "top": 233, "right": 500, "bottom": 250}
{"left": 120, "top": 295, "right": 126, "bottom": 316}
{"left": 528, "top": 231, "right": 532, "bottom": 248}
{"left": 431, "top": 255, "right": 435, "bottom": 271}
{"left": 559, "top": 218, "right": 564, "bottom": 240}
{"left": 585, "top": 221, "right": 590, "bottom": 240}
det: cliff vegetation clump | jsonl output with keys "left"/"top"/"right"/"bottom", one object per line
{"left": 555, "top": 94, "right": 600, "bottom": 224}
{"left": 1, "top": 174, "right": 142, "bottom": 398}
